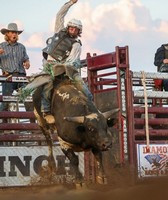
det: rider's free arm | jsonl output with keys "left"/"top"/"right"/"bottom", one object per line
{"left": 54, "top": 1, "right": 75, "bottom": 33}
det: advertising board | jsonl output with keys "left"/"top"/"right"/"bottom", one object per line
{"left": 137, "top": 144, "right": 168, "bottom": 177}
{"left": 0, "top": 146, "right": 84, "bottom": 187}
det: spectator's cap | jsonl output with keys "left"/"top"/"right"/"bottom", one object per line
{"left": 0, "top": 23, "right": 23, "bottom": 35}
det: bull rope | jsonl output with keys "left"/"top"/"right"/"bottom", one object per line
{"left": 141, "top": 71, "right": 150, "bottom": 149}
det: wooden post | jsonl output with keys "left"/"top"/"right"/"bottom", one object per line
{"left": 141, "top": 71, "right": 150, "bottom": 150}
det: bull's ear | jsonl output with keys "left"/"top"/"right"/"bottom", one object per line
{"left": 102, "top": 108, "right": 120, "bottom": 119}
{"left": 64, "top": 116, "right": 85, "bottom": 124}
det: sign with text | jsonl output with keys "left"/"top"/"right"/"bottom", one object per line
{"left": 137, "top": 144, "right": 168, "bottom": 177}
{"left": 0, "top": 146, "right": 84, "bottom": 187}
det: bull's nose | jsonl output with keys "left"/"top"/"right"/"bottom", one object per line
{"left": 100, "top": 138, "right": 112, "bottom": 150}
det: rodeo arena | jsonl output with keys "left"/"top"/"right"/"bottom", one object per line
{"left": 0, "top": 46, "right": 168, "bottom": 199}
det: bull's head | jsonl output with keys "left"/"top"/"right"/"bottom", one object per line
{"left": 64, "top": 108, "right": 119, "bottom": 150}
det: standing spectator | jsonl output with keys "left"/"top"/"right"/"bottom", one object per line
{"left": 154, "top": 43, "right": 168, "bottom": 91}
{"left": 0, "top": 23, "right": 33, "bottom": 122}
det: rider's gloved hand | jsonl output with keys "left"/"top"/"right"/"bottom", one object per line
{"left": 71, "top": 0, "right": 78, "bottom": 3}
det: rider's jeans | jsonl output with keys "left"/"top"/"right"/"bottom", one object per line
{"left": 73, "top": 73, "right": 93, "bottom": 101}
{"left": 41, "top": 73, "right": 93, "bottom": 113}
{"left": 163, "top": 79, "right": 168, "bottom": 91}
{"left": 41, "top": 81, "right": 53, "bottom": 113}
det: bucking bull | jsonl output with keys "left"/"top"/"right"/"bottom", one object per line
{"left": 24, "top": 64, "right": 119, "bottom": 186}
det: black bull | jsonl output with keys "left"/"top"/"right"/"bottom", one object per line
{"left": 32, "top": 76, "right": 118, "bottom": 184}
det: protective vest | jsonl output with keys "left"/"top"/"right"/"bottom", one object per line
{"left": 42, "top": 29, "right": 81, "bottom": 61}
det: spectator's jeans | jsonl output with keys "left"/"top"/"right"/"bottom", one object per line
{"left": 158, "top": 64, "right": 168, "bottom": 91}
{"left": 1, "top": 73, "right": 35, "bottom": 123}
{"left": 41, "top": 73, "right": 93, "bottom": 113}
{"left": 163, "top": 79, "right": 168, "bottom": 91}
{"left": 1, "top": 73, "right": 27, "bottom": 111}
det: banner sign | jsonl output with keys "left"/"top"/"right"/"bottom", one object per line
{"left": 0, "top": 146, "right": 84, "bottom": 187}
{"left": 137, "top": 144, "right": 168, "bottom": 177}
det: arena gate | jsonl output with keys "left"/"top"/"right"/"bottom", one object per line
{"left": 85, "top": 47, "right": 168, "bottom": 180}
{"left": 85, "top": 46, "right": 130, "bottom": 177}
{"left": 128, "top": 71, "right": 168, "bottom": 178}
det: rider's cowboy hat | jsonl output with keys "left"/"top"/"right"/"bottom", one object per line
{"left": 0, "top": 23, "right": 23, "bottom": 35}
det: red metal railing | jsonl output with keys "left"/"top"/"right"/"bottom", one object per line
{"left": 86, "top": 46, "right": 130, "bottom": 165}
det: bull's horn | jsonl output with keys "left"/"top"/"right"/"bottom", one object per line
{"left": 64, "top": 116, "right": 85, "bottom": 124}
{"left": 102, "top": 108, "right": 120, "bottom": 119}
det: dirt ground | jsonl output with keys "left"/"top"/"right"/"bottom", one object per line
{"left": 0, "top": 167, "right": 168, "bottom": 200}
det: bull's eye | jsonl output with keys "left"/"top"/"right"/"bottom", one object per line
{"left": 77, "top": 125, "right": 85, "bottom": 133}
{"left": 88, "top": 126, "right": 95, "bottom": 132}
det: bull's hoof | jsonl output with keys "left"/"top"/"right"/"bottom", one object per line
{"left": 96, "top": 175, "right": 107, "bottom": 184}
{"left": 75, "top": 182, "right": 87, "bottom": 189}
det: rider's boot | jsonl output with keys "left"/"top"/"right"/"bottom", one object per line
{"left": 43, "top": 112, "right": 55, "bottom": 124}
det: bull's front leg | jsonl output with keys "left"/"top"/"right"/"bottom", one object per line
{"left": 92, "top": 148, "right": 107, "bottom": 184}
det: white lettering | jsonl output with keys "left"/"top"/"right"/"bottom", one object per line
{"left": 57, "top": 91, "right": 70, "bottom": 101}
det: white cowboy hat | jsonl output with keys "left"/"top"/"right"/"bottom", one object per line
{"left": 0, "top": 23, "right": 23, "bottom": 35}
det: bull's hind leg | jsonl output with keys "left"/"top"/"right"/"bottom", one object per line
{"left": 42, "top": 128, "right": 56, "bottom": 173}
{"left": 61, "top": 148, "right": 83, "bottom": 186}
{"left": 92, "top": 148, "right": 107, "bottom": 184}
{"left": 34, "top": 108, "right": 56, "bottom": 174}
